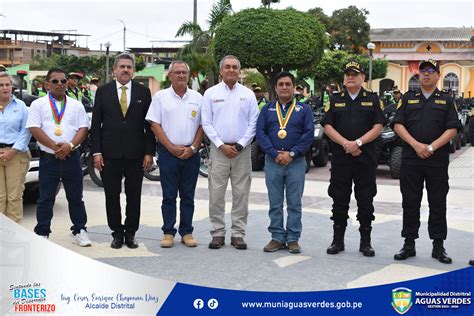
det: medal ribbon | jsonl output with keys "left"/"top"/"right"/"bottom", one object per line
{"left": 48, "top": 93, "right": 67, "bottom": 125}
{"left": 276, "top": 98, "right": 296, "bottom": 130}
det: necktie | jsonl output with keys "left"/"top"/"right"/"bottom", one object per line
{"left": 120, "top": 86, "right": 128, "bottom": 116}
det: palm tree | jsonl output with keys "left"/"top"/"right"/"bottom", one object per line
{"left": 175, "top": 0, "right": 233, "bottom": 87}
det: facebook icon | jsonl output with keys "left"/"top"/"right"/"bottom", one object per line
{"left": 193, "top": 298, "right": 204, "bottom": 310}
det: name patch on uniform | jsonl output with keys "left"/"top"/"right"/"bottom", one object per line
{"left": 240, "top": 97, "right": 247, "bottom": 102}
{"left": 334, "top": 103, "right": 346, "bottom": 107}
{"left": 435, "top": 99, "right": 447, "bottom": 105}
{"left": 213, "top": 99, "right": 225, "bottom": 103}
{"left": 408, "top": 100, "right": 419, "bottom": 104}
{"left": 361, "top": 102, "right": 373, "bottom": 107}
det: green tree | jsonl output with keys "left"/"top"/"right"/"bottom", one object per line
{"left": 214, "top": 8, "right": 326, "bottom": 99}
{"left": 242, "top": 70, "right": 268, "bottom": 92}
{"left": 175, "top": 0, "right": 233, "bottom": 86}
{"left": 328, "top": 6, "right": 370, "bottom": 53}
{"left": 307, "top": 7, "right": 330, "bottom": 27}
{"left": 299, "top": 49, "right": 387, "bottom": 92}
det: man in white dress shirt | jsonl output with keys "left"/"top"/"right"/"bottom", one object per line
{"left": 26, "top": 68, "right": 91, "bottom": 246}
{"left": 201, "top": 55, "right": 259, "bottom": 250}
{"left": 146, "top": 60, "right": 203, "bottom": 248}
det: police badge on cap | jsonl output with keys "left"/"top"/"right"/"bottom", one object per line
{"left": 344, "top": 61, "right": 365, "bottom": 74}
{"left": 419, "top": 59, "right": 440, "bottom": 73}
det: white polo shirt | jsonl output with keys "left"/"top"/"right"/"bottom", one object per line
{"left": 26, "top": 94, "right": 90, "bottom": 154}
{"left": 146, "top": 87, "right": 202, "bottom": 146}
{"left": 201, "top": 81, "right": 258, "bottom": 148}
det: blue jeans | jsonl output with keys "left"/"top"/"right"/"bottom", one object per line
{"left": 264, "top": 155, "right": 306, "bottom": 243}
{"left": 159, "top": 148, "right": 200, "bottom": 237}
{"left": 34, "top": 151, "right": 87, "bottom": 236}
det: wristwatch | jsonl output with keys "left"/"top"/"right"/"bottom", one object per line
{"left": 289, "top": 151, "right": 296, "bottom": 158}
{"left": 69, "top": 142, "right": 75, "bottom": 151}
{"left": 427, "top": 144, "right": 434, "bottom": 153}
{"left": 235, "top": 143, "right": 243, "bottom": 152}
{"left": 190, "top": 145, "right": 198, "bottom": 154}
{"left": 355, "top": 139, "right": 363, "bottom": 147}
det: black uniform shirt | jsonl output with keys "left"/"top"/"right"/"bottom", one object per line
{"left": 321, "top": 88, "right": 385, "bottom": 165}
{"left": 392, "top": 88, "right": 460, "bottom": 167}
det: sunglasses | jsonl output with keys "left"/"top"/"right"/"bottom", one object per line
{"left": 50, "top": 79, "right": 67, "bottom": 84}
{"left": 420, "top": 68, "right": 437, "bottom": 74}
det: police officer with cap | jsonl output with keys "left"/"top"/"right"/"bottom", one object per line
{"left": 392, "top": 59, "right": 459, "bottom": 264}
{"left": 253, "top": 86, "right": 268, "bottom": 110}
{"left": 321, "top": 61, "right": 385, "bottom": 257}
{"left": 66, "top": 72, "right": 84, "bottom": 101}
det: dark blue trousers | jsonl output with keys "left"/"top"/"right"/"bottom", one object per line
{"left": 159, "top": 148, "right": 200, "bottom": 236}
{"left": 34, "top": 151, "right": 87, "bottom": 236}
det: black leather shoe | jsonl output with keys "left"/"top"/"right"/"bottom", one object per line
{"left": 469, "top": 260, "right": 474, "bottom": 266}
{"left": 327, "top": 242, "right": 344, "bottom": 254}
{"left": 111, "top": 235, "right": 124, "bottom": 249}
{"left": 394, "top": 246, "right": 416, "bottom": 260}
{"left": 125, "top": 236, "right": 139, "bottom": 249}
{"left": 432, "top": 247, "right": 452, "bottom": 264}
{"left": 208, "top": 236, "right": 225, "bottom": 249}
{"left": 359, "top": 243, "right": 375, "bottom": 257}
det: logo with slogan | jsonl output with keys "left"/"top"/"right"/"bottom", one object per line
{"left": 193, "top": 298, "right": 204, "bottom": 310}
{"left": 191, "top": 110, "right": 197, "bottom": 118}
{"left": 207, "top": 298, "right": 219, "bottom": 310}
{"left": 392, "top": 287, "right": 413, "bottom": 314}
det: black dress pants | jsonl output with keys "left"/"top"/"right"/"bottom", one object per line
{"left": 400, "top": 163, "right": 449, "bottom": 240}
{"left": 101, "top": 158, "right": 144, "bottom": 237}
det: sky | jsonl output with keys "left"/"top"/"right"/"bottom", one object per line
{"left": 0, "top": 0, "right": 472, "bottom": 51}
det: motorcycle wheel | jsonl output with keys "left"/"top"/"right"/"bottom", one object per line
{"left": 144, "top": 155, "right": 160, "bottom": 181}
{"left": 389, "top": 146, "right": 402, "bottom": 179}
{"left": 199, "top": 147, "right": 210, "bottom": 178}
{"left": 88, "top": 157, "right": 103, "bottom": 187}
{"left": 312, "top": 139, "right": 329, "bottom": 167}
{"left": 79, "top": 147, "right": 89, "bottom": 176}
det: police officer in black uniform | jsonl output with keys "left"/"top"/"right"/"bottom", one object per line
{"left": 322, "top": 61, "right": 385, "bottom": 257}
{"left": 392, "top": 59, "right": 459, "bottom": 264}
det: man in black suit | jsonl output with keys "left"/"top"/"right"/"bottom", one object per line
{"left": 91, "top": 53, "right": 154, "bottom": 249}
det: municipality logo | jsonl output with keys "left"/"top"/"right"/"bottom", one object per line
{"left": 392, "top": 287, "right": 413, "bottom": 314}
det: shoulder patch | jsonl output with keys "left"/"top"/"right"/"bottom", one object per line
{"left": 324, "top": 102, "right": 330, "bottom": 113}
{"left": 397, "top": 100, "right": 403, "bottom": 109}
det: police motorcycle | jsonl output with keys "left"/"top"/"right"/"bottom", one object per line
{"left": 306, "top": 99, "right": 330, "bottom": 168}
{"left": 455, "top": 97, "right": 472, "bottom": 147}
{"left": 375, "top": 99, "right": 403, "bottom": 179}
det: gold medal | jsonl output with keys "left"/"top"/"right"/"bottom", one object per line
{"left": 278, "top": 129, "right": 287, "bottom": 139}
{"left": 276, "top": 99, "right": 296, "bottom": 140}
{"left": 54, "top": 126, "right": 63, "bottom": 136}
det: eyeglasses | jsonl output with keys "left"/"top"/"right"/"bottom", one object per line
{"left": 50, "top": 79, "right": 67, "bottom": 84}
{"left": 420, "top": 68, "right": 437, "bottom": 75}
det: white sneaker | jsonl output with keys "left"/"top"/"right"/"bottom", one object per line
{"left": 73, "top": 229, "right": 92, "bottom": 247}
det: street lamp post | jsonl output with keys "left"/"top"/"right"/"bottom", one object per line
{"left": 120, "top": 20, "right": 126, "bottom": 52}
{"left": 105, "top": 41, "right": 111, "bottom": 82}
{"left": 367, "top": 42, "right": 375, "bottom": 90}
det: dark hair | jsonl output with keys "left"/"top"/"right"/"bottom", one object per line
{"left": 46, "top": 68, "right": 66, "bottom": 81}
{"left": 273, "top": 71, "right": 295, "bottom": 87}
{"left": 114, "top": 53, "right": 135, "bottom": 68}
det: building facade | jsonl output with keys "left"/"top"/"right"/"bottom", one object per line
{"left": 370, "top": 27, "right": 474, "bottom": 98}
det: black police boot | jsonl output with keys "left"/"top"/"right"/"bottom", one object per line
{"left": 327, "top": 225, "right": 345, "bottom": 255}
{"left": 394, "top": 239, "right": 416, "bottom": 260}
{"left": 469, "top": 260, "right": 474, "bottom": 266}
{"left": 432, "top": 239, "right": 452, "bottom": 264}
{"left": 359, "top": 226, "right": 375, "bottom": 257}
